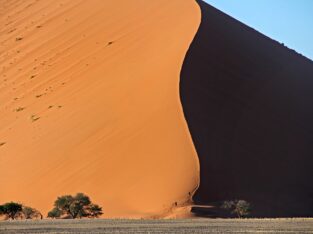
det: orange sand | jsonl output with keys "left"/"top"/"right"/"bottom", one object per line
{"left": 0, "top": 0, "right": 200, "bottom": 218}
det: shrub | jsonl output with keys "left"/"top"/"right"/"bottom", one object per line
{"left": 48, "top": 193, "right": 103, "bottom": 219}
{"left": 0, "top": 202, "right": 22, "bottom": 220}
{"left": 22, "top": 206, "right": 42, "bottom": 219}
{"left": 221, "top": 200, "right": 251, "bottom": 218}
{"left": 0, "top": 202, "right": 42, "bottom": 220}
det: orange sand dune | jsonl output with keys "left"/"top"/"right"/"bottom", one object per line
{"left": 0, "top": 0, "right": 200, "bottom": 218}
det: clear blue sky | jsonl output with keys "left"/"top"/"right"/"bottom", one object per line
{"left": 204, "top": 0, "right": 313, "bottom": 60}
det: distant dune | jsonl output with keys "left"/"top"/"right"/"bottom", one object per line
{"left": 0, "top": 0, "right": 200, "bottom": 218}
{"left": 1, "top": 0, "right": 312, "bottom": 219}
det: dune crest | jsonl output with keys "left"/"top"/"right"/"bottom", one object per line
{"left": 0, "top": 0, "right": 200, "bottom": 218}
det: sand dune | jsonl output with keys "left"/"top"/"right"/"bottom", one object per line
{"left": 0, "top": 0, "right": 200, "bottom": 218}
{"left": 2, "top": 0, "right": 312, "bottom": 219}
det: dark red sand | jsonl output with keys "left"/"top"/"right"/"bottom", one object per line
{"left": 181, "top": 0, "right": 313, "bottom": 217}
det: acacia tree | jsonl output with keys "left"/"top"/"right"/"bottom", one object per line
{"left": 47, "top": 193, "right": 103, "bottom": 219}
{"left": 22, "top": 206, "right": 42, "bottom": 219}
{"left": 0, "top": 202, "right": 22, "bottom": 220}
{"left": 0, "top": 202, "right": 42, "bottom": 220}
{"left": 221, "top": 200, "right": 251, "bottom": 218}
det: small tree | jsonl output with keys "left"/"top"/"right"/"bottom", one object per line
{"left": 0, "top": 202, "right": 23, "bottom": 220}
{"left": 222, "top": 200, "right": 251, "bottom": 218}
{"left": 48, "top": 193, "right": 103, "bottom": 219}
{"left": 22, "top": 206, "right": 42, "bottom": 219}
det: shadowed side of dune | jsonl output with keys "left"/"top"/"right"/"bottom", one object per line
{"left": 180, "top": 0, "right": 313, "bottom": 217}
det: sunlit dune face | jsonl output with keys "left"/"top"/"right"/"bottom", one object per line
{"left": 0, "top": 0, "right": 200, "bottom": 218}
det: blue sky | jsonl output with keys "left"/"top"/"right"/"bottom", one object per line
{"left": 204, "top": 0, "right": 313, "bottom": 60}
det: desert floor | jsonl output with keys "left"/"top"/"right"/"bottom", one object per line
{"left": 1, "top": 218, "right": 313, "bottom": 233}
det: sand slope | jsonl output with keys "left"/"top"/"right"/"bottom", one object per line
{"left": 0, "top": 0, "right": 200, "bottom": 218}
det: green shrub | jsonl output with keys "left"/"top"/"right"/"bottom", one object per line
{"left": 48, "top": 193, "right": 103, "bottom": 219}
{"left": 0, "top": 202, "right": 22, "bottom": 220}
{"left": 221, "top": 200, "right": 251, "bottom": 218}
{"left": 22, "top": 206, "right": 42, "bottom": 219}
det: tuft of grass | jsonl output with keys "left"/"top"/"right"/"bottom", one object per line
{"left": 15, "top": 107, "right": 25, "bottom": 112}
{"left": 30, "top": 75, "right": 36, "bottom": 79}
{"left": 48, "top": 105, "right": 53, "bottom": 109}
{"left": 0, "top": 142, "right": 6, "bottom": 147}
{"left": 15, "top": 37, "right": 23, "bottom": 41}
{"left": 35, "top": 94, "right": 43, "bottom": 98}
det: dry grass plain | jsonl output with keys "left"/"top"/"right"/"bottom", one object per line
{"left": 1, "top": 218, "right": 313, "bottom": 233}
